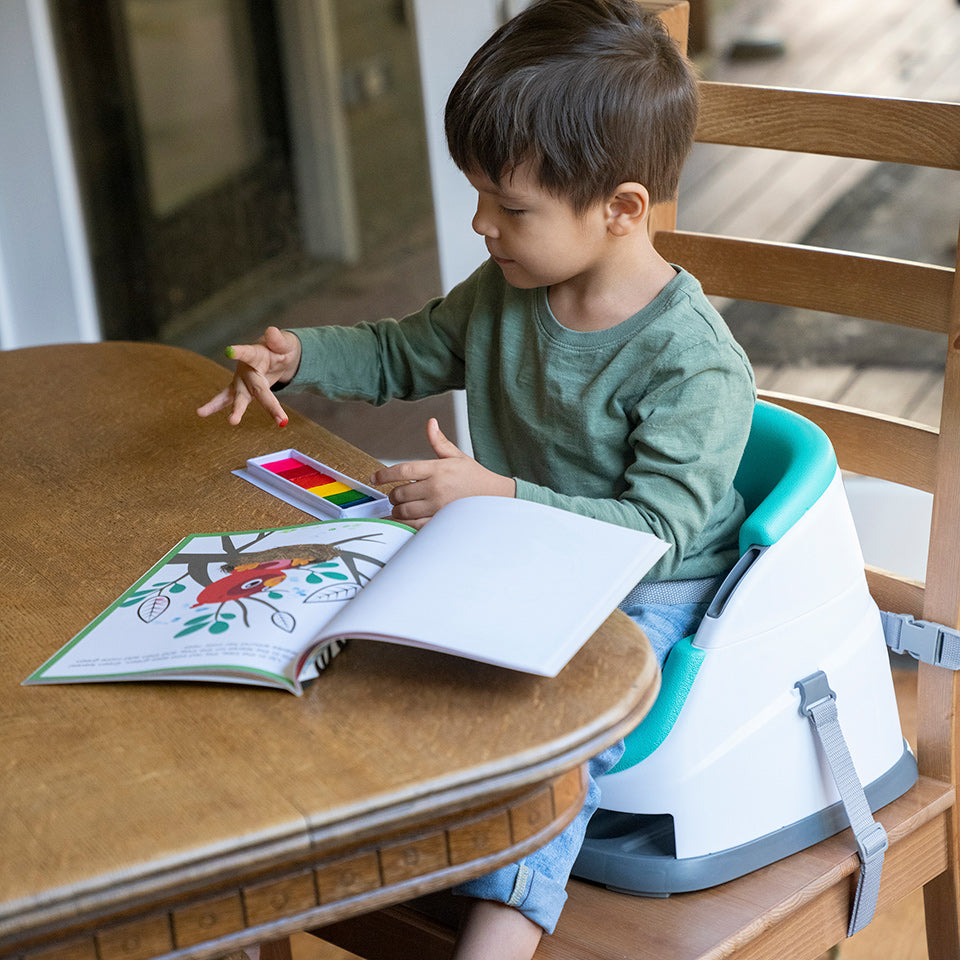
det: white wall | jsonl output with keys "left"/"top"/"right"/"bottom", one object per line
{"left": 410, "top": 0, "right": 495, "bottom": 294}
{"left": 0, "top": 0, "right": 99, "bottom": 349}
{"left": 277, "top": 0, "right": 361, "bottom": 265}
{"left": 411, "top": 0, "right": 533, "bottom": 447}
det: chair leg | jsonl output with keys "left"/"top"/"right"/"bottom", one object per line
{"left": 261, "top": 938, "right": 294, "bottom": 960}
{"left": 918, "top": 664, "right": 960, "bottom": 960}
{"left": 923, "top": 867, "right": 960, "bottom": 960}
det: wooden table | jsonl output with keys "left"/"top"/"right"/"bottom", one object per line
{"left": 0, "top": 342, "right": 659, "bottom": 960}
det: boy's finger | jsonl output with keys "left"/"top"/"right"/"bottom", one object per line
{"left": 227, "top": 392, "right": 253, "bottom": 426}
{"left": 262, "top": 325, "right": 290, "bottom": 352}
{"left": 196, "top": 390, "right": 232, "bottom": 418}
{"left": 225, "top": 343, "right": 260, "bottom": 366}
{"left": 388, "top": 494, "right": 435, "bottom": 524}
{"left": 426, "top": 418, "right": 464, "bottom": 459}
{"left": 387, "top": 479, "right": 433, "bottom": 506}
{"left": 245, "top": 377, "right": 288, "bottom": 427}
{"left": 371, "top": 459, "right": 435, "bottom": 486}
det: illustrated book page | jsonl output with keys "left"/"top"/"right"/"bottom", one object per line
{"left": 25, "top": 497, "right": 669, "bottom": 694}
{"left": 25, "top": 517, "right": 414, "bottom": 694}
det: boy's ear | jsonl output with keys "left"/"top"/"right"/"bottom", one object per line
{"left": 605, "top": 183, "right": 650, "bottom": 236}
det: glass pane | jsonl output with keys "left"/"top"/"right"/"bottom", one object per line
{"left": 122, "top": 0, "right": 266, "bottom": 216}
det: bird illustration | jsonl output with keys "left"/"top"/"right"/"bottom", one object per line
{"left": 191, "top": 557, "right": 304, "bottom": 607}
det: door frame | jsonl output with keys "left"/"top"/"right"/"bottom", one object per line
{"left": 276, "top": 0, "right": 360, "bottom": 265}
{"left": 0, "top": 0, "right": 100, "bottom": 349}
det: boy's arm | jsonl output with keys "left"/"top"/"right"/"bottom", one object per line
{"left": 196, "top": 326, "right": 302, "bottom": 426}
{"left": 197, "top": 264, "right": 487, "bottom": 426}
{"left": 372, "top": 419, "right": 515, "bottom": 530}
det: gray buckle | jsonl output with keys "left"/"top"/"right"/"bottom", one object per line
{"left": 795, "top": 671, "right": 837, "bottom": 718}
{"left": 884, "top": 613, "right": 960, "bottom": 668}
{"left": 856, "top": 820, "right": 889, "bottom": 864}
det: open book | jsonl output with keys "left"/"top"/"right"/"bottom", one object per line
{"left": 25, "top": 497, "right": 669, "bottom": 695}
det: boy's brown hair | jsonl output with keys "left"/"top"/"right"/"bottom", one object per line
{"left": 445, "top": 0, "right": 700, "bottom": 212}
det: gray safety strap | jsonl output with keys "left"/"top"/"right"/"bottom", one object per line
{"left": 880, "top": 611, "right": 960, "bottom": 670}
{"left": 795, "top": 672, "right": 889, "bottom": 937}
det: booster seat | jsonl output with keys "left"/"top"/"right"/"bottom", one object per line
{"left": 573, "top": 400, "right": 918, "bottom": 910}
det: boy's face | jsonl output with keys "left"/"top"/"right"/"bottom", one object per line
{"left": 465, "top": 163, "right": 611, "bottom": 290}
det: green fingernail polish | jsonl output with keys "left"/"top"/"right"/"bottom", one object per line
{"left": 225, "top": 346, "right": 236, "bottom": 359}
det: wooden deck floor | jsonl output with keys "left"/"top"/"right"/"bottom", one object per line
{"left": 684, "top": 0, "right": 960, "bottom": 244}
{"left": 683, "top": 0, "right": 960, "bottom": 428}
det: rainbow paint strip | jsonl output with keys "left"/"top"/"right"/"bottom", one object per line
{"left": 243, "top": 449, "right": 392, "bottom": 519}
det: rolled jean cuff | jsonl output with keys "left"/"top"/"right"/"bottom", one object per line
{"left": 453, "top": 862, "right": 568, "bottom": 934}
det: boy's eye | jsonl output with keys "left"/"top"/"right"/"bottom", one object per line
{"left": 499, "top": 206, "right": 526, "bottom": 217}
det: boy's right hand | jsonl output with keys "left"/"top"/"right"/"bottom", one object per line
{"left": 196, "top": 326, "right": 302, "bottom": 427}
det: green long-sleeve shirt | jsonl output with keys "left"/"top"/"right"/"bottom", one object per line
{"left": 289, "top": 260, "right": 755, "bottom": 580}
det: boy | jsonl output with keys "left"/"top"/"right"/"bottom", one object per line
{"left": 199, "top": 0, "right": 755, "bottom": 954}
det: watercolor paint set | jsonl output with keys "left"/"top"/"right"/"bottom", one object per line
{"left": 239, "top": 449, "right": 392, "bottom": 520}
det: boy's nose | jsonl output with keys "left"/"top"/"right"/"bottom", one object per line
{"left": 472, "top": 203, "right": 498, "bottom": 239}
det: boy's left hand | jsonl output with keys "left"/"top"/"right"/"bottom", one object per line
{"left": 371, "top": 419, "right": 516, "bottom": 529}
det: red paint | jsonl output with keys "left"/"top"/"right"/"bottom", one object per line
{"left": 192, "top": 559, "right": 293, "bottom": 606}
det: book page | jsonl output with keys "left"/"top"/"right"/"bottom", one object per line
{"left": 316, "top": 497, "right": 668, "bottom": 676}
{"left": 25, "top": 518, "right": 414, "bottom": 690}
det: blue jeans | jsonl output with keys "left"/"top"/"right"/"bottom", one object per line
{"left": 453, "top": 598, "right": 710, "bottom": 933}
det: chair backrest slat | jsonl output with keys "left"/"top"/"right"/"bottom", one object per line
{"left": 656, "top": 231, "right": 955, "bottom": 332}
{"left": 698, "top": 82, "right": 960, "bottom": 170}
{"left": 759, "top": 392, "right": 940, "bottom": 492}
{"left": 865, "top": 567, "right": 925, "bottom": 622}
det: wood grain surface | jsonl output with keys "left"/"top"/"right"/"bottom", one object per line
{"left": 0, "top": 342, "right": 659, "bottom": 959}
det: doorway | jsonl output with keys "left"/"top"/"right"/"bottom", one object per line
{"left": 52, "top": 0, "right": 302, "bottom": 341}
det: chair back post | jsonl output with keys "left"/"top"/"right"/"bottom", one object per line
{"left": 645, "top": 0, "right": 687, "bottom": 242}
{"left": 919, "top": 218, "right": 960, "bottom": 954}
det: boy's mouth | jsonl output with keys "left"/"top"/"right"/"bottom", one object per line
{"left": 485, "top": 242, "right": 513, "bottom": 266}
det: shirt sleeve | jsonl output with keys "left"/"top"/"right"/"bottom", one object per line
{"left": 286, "top": 267, "right": 487, "bottom": 404}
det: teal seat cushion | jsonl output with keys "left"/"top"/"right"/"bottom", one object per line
{"left": 735, "top": 400, "right": 837, "bottom": 554}
{"left": 613, "top": 401, "right": 839, "bottom": 772}
{"left": 610, "top": 635, "right": 706, "bottom": 773}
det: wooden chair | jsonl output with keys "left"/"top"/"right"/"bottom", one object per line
{"left": 304, "top": 4, "right": 960, "bottom": 959}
